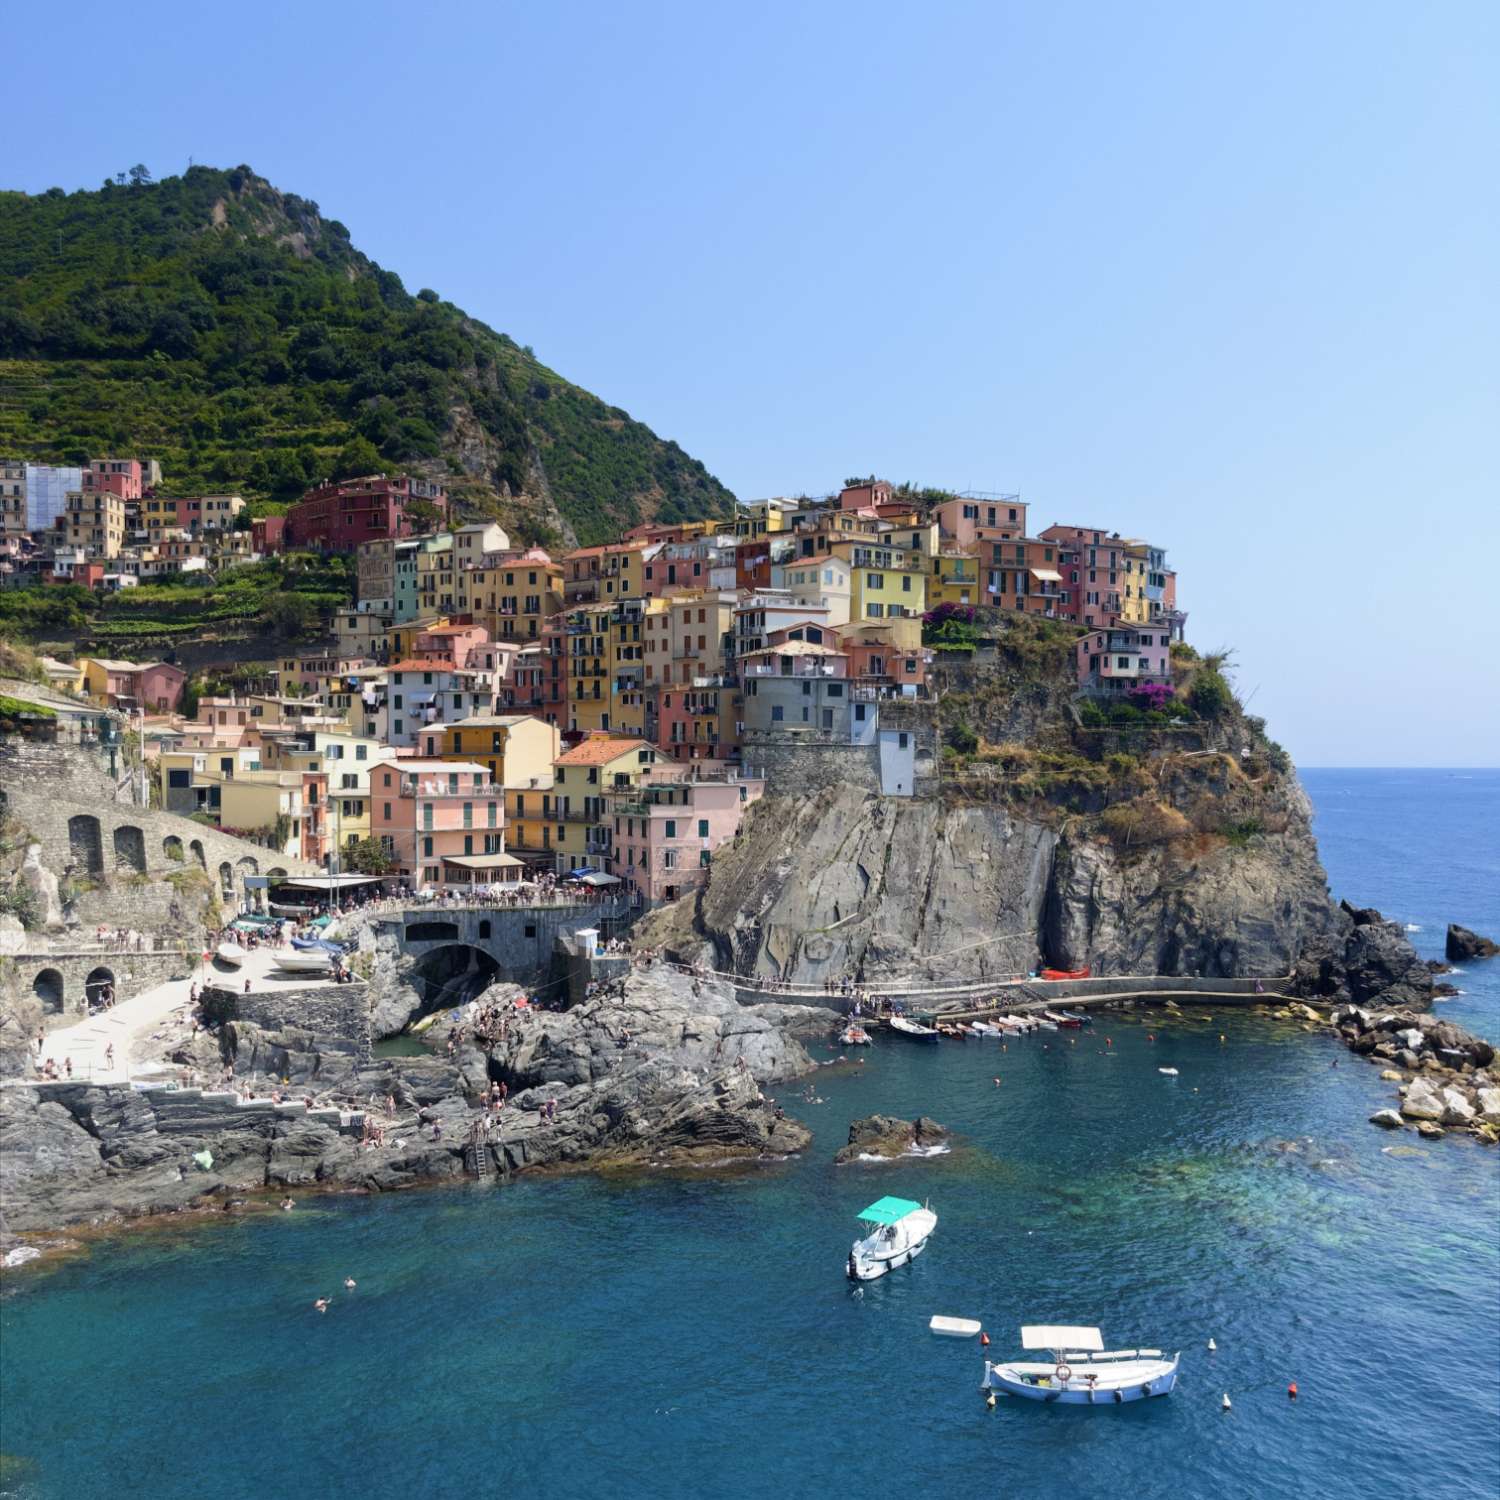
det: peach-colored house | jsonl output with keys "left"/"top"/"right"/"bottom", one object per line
{"left": 369, "top": 758, "right": 513, "bottom": 889}
{"left": 607, "top": 773, "right": 764, "bottom": 906}
{"left": 933, "top": 495, "right": 1028, "bottom": 545}
{"left": 1075, "top": 624, "right": 1173, "bottom": 695}
{"left": 413, "top": 621, "right": 490, "bottom": 669}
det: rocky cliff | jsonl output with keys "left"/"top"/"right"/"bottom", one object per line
{"left": 643, "top": 745, "right": 1430, "bottom": 1013}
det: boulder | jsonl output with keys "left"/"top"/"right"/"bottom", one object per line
{"left": 1368, "top": 1109, "right": 1405, "bottom": 1129}
{"left": 1399, "top": 1079, "right": 1444, "bottom": 1122}
{"left": 1439, "top": 1089, "right": 1476, "bottom": 1127}
{"left": 834, "top": 1114, "right": 950, "bottom": 1163}
{"left": 0, "top": 913, "right": 25, "bottom": 956}
{"left": 1477, "top": 1088, "right": 1500, "bottom": 1125}
{"left": 1445, "top": 924, "right": 1498, "bottom": 963}
{"left": 1378, "top": 1069, "right": 1404, "bottom": 1082}
{"left": 1415, "top": 1121, "right": 1446, "bottom": 1139}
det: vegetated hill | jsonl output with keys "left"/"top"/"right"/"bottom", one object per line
{"left": 0, "top": 166, "right": 735, "bottom": 545}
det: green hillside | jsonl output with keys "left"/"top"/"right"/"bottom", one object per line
{"left": 0, "top": 166, "right": 734, "bottom": 545}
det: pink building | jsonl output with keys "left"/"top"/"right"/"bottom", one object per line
{"left": 1075, "top": 624, "right": 1173, "bottom": 695}
{"left": 933, "top": 495, "right": 1027, "bottom": 545}
{"left": 413, "top": 622, "right": 490, "bottom": 669}
{"left": 370, "top": 759, "right": 513, "bottom": 889}
{"left": 85, "top": 459, "right": 143, "bottom": 501}
{"left": 608, "top": 773, "right": 764, "bottom": 906}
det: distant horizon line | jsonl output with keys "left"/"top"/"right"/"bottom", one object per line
{"left": 1297, "top": 765, "right": 1500, "bottom": 772}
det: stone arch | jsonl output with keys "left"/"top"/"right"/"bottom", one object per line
{"left": 219, "top": 861, "right": 234, "bottom": 896}
{"left": 85, "top": 966, "right": 116, "bottom": 1008}
{"left": 68, "top": 814, "right": 104, "bottom": 876}
{"left": 236, "top": 855, "right": 259, "bottom": 876}
{"left": 189, "top": 839, "right": 207, "bottom": 869}
{"left": 164, "top": 834, "right": 184, "bottom": 862}
{"left": 113, "top": 824, "right": 147, "bottom": 874}
{"left": 33, "top": 968, "right": 64, "bottom": 1013}
{"left": 267, "top": 866, "right": 288, "bottom": 879}
{"left": 408, "top": 943, "right": 500, "bottom": 1017}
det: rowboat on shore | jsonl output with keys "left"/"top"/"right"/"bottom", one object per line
{"left": 1044, "top": 1010, "right": 1084, "bottom": 1029}
{"left": 983, "top": 1326, "right": 1179, "bottom": 1405}
{"left": 1041, "top": 967, "right": 1091, "bottom": 981}
{"left": 847, "top": 1196, "right": 938, "bottom": 1281}
{"left": 273, "top": 951, "right": 334, "bottom": 976}
{"left": 214, "top": 943, "right": 246, "bottom": 968}
{"left": 888, "top": 1016, "right": 940, "bottom": 1042}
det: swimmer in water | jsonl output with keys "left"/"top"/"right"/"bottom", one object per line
{"left": 314, "top": 1298, "right": 330, "bottom": 1313}
{"left": 343, "top": 1277, "right": 357, "bottom": 1289}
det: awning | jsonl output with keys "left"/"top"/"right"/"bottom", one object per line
{"left": 1029, "top": 568, "right": 1063, "bottom": 582}
{"left": 441, "top": 853, "right": 524, "bottom": 870}
{"left": 575, "top": 871, "right": 620, "bottom": 887}
{"left": 1021, "top": 1326, "right": 1103, "bottom": 1351}
{"left": 273, "top": 874, "right": 386, "bottom": 891}
{"left": 857, "top": 1196, "right": 923, "bottom": 1225}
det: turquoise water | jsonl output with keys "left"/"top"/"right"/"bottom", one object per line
{"left": 3, "top": 771, "right": 1497, "bottom": 1500}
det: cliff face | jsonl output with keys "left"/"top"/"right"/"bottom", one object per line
{"left": 645, "top": 754, "right": 1424, "bottom": 1005}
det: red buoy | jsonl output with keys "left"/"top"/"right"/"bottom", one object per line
{"left": 981, "top": 1332, "right": 991, "bottom": 1347}
{"left": 1288, "top": 1382, "right": 1298, "bottom": 1400}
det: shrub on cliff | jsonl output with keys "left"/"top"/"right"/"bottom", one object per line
{"left": 1098, "top": 798, "right": 1191, "bottom": 851}
{"left": 1188, "top": 668, "right": 1233, "bottom": 718}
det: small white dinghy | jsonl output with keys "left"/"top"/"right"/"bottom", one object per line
{"left": 983, "top": 1325, "right": 1179, "bottom": 1405}
{"left": 930, "top": 1316, "right": 983, "bottom": 1338}
{"left": 847, "top": 1196, "right": 937, "bottom": 1281}
{"left": 1158, "top": 1067, "right": 1179, "bottom": 1077}
{"left": 215, "top": 943, "right": 247, "bottom": 968}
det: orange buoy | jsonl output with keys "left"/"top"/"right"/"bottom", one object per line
{"left": 1288, "top": 1382, "right": 1298, "bottom": 1400}
{"left": 981, "top": 1332, "right": 990, "bottom": 1347}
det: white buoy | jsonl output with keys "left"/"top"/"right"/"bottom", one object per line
{"left": 1208, "top": 1337, "right": 1217, "bottom": 1352}
{"left": 1221, "top": 1393, "right": 1232, "bottom": 1410}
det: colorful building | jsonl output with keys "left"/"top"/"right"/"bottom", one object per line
{"left": 1075, "top": 624, "right": 1173, "bottom": 695}
{"left": 370, "top": 759, "right": 511, "bottom": 889}
{"left": 545, "top": 735, "right": 664, "bottom": 873}
{"left": 434, "top": 714, "right": 560, "bottom": 791}
{"left": 283, "top": 474, "right": 448, "bottom": 552}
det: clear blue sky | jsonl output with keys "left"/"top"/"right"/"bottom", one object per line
{"left": 10, "top": 1, "right": 1498, "bottom": 767}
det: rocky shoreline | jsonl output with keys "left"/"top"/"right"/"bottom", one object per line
{"left": 0, "top": 966, "right": 836, "bottom": 1261}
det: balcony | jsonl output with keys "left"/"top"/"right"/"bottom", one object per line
{"left": 398, "top": 780, "right": 505, "bottom": 798}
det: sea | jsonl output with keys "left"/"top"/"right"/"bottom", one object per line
{"left": 2, "top": 769, "right": 1496, "bottom": 1500}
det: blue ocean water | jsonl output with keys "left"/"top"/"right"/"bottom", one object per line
{"left": 2, "top": 770, "right": 1497, "bottom": 1500}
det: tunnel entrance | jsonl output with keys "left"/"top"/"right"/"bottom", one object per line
{"left": 408, "top": 944, "right": 501, "bottom": 1020}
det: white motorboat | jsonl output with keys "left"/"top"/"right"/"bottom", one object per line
{"left": 838, "top": 1024, "right": 872, "bottom": 1046}
{"left": 847, "top": 1196, "right": 937, "bottom": 1282}
{"left": 215, "top": 943, "right": 246, "bottom": 968}
{"left": 887, "top": 1016, "right": 940, "bottom": 1042}
{"left": 273, "top": 951, "right": 334, "bottom": 976}
{"left": 983, "top": 1325, "right": 1179, "bottom": 1405}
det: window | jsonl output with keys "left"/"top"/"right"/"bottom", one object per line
{"left": 383, "top": 802, "right": 392, "bottom": 819}
{"left": 168, "top": 769, "right": 190, "bottom": 788}
{"left": 771, "top": 706, "right": 784, "bottom": 722}
{"left": 828, "top": 683, "right": 844, "bottom": 697}
{"left": 356, "top": 744, "right": 368, "bottom": 761}
{"left": 898, "top": 732, "right": 909, "bottom": 749}
{"left": 422, "top": 837, "right": 433, "bottom": 856}
{"left": 662, "top": 848, "right": 677, "bottom": 870}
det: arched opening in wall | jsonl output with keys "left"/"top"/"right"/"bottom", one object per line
{"left": 478, "top": 919, "right": 492, "bottom": 940}
{"left": 85, "top": 966, "right": 116, "bottom": 1009}
{"left": 189, "top": 839, "right": 207, "bottom": 869}
{"left": 405, "top": 920, "right": 460, "bottom": 944}
{"left": 33, "top": 968, "right": 64, "bottom": 1014}
{"left": 113, "top": 824, "right": 147, "bottom": 874}
{"left": 164, "top": 835, "right": 184, "bottom": 863}
{"left": 68, "top": 814, "right": 104, "bottom": 876}
{"left": 408, "top": 944, "right": 500, "bottom": 1020}
{"left": 267, "top": 867, "right": 288, "bottom": 880}
{"left": 219, "top": 862, "right": 234, "bottom": 896}
{"left": 237, "top": 855, "right": 259, "bottom": 876}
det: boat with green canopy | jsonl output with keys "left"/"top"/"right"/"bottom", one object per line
{"left": 846, "top": 1196, "right": 938, "bottom": 1282}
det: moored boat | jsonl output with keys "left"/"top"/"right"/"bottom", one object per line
{"left": 1041, "top": 967, "right": 1091, "bottom": 981}
{"left": 983, "top": 1325, "right": 1179, "bottom": 1405}
{"left": 930, "top": 1315, "right": 983, "bottom": 1338}
{"left": 1044, "top": 1010, "right": 1083, "bottom": 1028}
{"left": 847, "top": 1196, "right": 938, "bottom": 1281}
{"left": 887, "top": 1016, "right": 940, "bottom": 1042}
{"left": 838, "top": 1024, "right": 872, "bottom": 1046}
{"left": 214, "top": 943, "right": 246, "bottom": 968}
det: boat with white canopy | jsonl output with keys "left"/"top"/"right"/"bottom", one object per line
{"left": 846, "top": 1196, "right": 937, "bottom": 1281}
{"left": 983, "top": 1325, "right": 1179, "bottom": 1405}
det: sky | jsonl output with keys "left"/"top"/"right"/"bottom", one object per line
{"left": 8, "top": 1, "right": 1498, "bottom": 766}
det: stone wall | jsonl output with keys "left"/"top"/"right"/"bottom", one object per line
{"left": 16, "top": 950, "right": 186, "bottom": 1026}
{"left": 204, "top": 980, "right": 372, "bottom": 1057}
{"left": 741, "top": 736, "right": 883, "bottom": 796}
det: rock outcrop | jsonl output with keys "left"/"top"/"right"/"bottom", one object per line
{"left": 1446, "top": 924, "right": 1498, "bottom": 962}
{"left": 833, "top": 1115, "right": 951, "bottom": 1163}
{"left": 0, "top": 967, "right": 827, "bottom": 1244}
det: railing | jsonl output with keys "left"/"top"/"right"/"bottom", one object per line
{"left": 398, "top": 781, "right": 506, "bottom": 798}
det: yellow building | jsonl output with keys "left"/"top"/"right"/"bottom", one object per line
{"left": 834, "top": 539, "right": 928, "bottom": 632}
{"left": 598, "top": 541, "right": 650, "bottom": 602}
{"left": 465, "top": 555, "right": 564, "bottom": 643}
{"left": 607, "top": 597, "right": 668, "bottom": 736}
{"left": 1116, "top": 540, "right": 1154, "bottom": 625}
{"left": 564, "top": 605, "right": 611, "bottom": 734}
{"left": 504, "top": 780, "right": 556, "bottom": 861}
{"left": 384, "top": 616, "right": 448, "bottom": 662}
{"left": 734, "top": 498, "right": 798, "bottom": 538}
{"left": 438, "top": 714, "right": 560, "bottom": 790}
{"left": 544, "top": 734, "right": 664, "bottom": 872}
{"left": 61, "top": 488, "right": 125, "bottom": 557}
{"left": 413, "top": 534, "right": 455, "bottom": 617}
{"left": 929, "top": 550, "right": 980, "bottom": 608}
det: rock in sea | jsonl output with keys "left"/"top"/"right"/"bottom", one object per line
{"left": 1368, "top": 1109, "right": 1405, "bottom": 1130}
